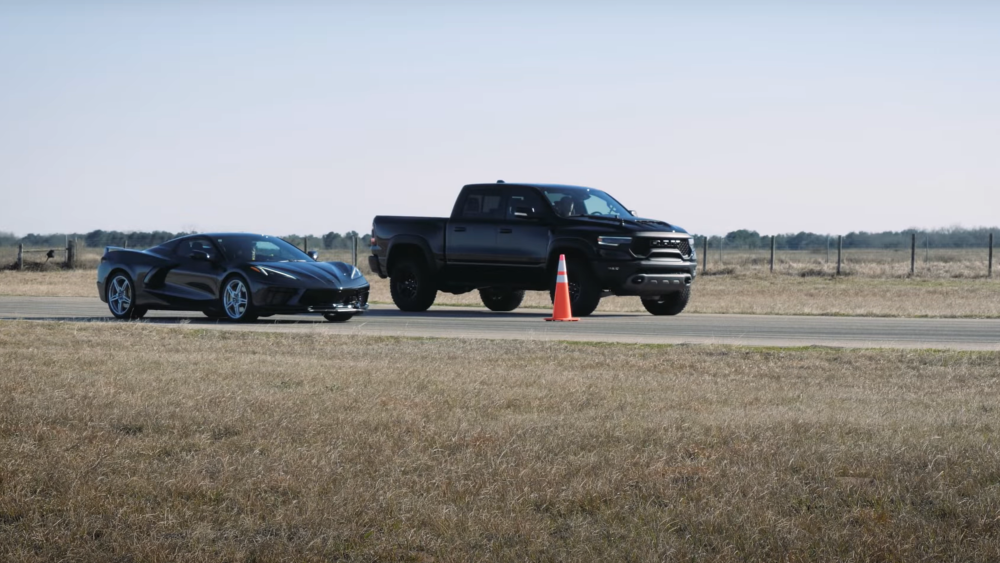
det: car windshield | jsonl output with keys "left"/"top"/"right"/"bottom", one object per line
{"left": 540, "top": 187, "right": 637, "bottom": 219}
{"left": 214, "top": 234, "right": 313, "bottom": 263}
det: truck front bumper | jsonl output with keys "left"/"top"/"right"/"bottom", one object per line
{"left": 368, "top": 255, "right": 387, "bottom": 279}
{"left": 594, "top": 259, "right": 697, "bottom": 297}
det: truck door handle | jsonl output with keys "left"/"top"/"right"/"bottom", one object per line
{"left": 454, "top": 227, "right": 466, "bottom": 232}
{"left": 499, "top": 228, "right": 512, "bottom": 234}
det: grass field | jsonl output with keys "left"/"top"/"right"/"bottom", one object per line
{"left": 1, "top": 321, "right": 998, "bottom": 561}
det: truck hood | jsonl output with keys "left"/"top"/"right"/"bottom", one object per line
{"left": 564, "top": 215, "right": 690, "bottom": 235}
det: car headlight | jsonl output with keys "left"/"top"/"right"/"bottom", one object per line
{"left": 249, "top": 266, "right": 297, "bottom": 279}
{"left": 598, "top": 236, "right": 632, "bottom": 247}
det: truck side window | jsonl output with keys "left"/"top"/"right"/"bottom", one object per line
{"left": 506, "top": 189, "right": 547, "bottom": 220}
{"left": 460, "top": 189, "right": 503, "bottom": 219}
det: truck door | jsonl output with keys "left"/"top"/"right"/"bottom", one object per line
{"left": 445, "top": 187, "right": 505, "bottom": 284}
{"left": 494, "top": 187, "right": 551, "bottom": 284}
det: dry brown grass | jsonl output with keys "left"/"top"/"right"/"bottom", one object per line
{"left": 1, "top": 321, "right": 998, "bottom": 561}
{"left": 0, "top": 270, "right": 97, "bottom": 298}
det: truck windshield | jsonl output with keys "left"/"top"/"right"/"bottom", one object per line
{"left": 541, "top": 187, "right": 637, "bottom": 219}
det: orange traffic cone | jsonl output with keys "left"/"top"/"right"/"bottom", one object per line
{"left": 546, "top": 254, "right": 579, "bottom": 322}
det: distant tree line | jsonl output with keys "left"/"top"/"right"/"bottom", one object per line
{"left": 0, "top": 230, "right": 372, "bottom": 250}
{"left": 692, "top": 227, "right": 998, "bottom": 250}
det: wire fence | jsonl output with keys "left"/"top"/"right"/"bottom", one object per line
{"left": 691, "top": 233, "right": 995, "bottom": 278}
{"left": 2, "top": 233, "right": 995, "bottom": 279}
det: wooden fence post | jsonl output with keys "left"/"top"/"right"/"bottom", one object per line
{"left": 352, "top": 235, "right": 358, "bottom": 267}
{"left": 910, "top": 233, "right": 916, "bottom": 276}
{"left": 17, "top": 243, "right": 23, "bottom": 270}
{"left": 770, "top": 236, "right": 775, "bottom": 273}
{"left": 836, "top": 235, "right": 842, "bottom": 276}
{"left": 989, "top": 233, "right": 994, "bottom": 279}
{"left": 304, "top": 237, "right": 308, "bottom": 253}
{"left": 66, "top": 239, "right": 77, "bottom": 269}
{"left": 702, "top": 237, "right": 708, "bottom": 275}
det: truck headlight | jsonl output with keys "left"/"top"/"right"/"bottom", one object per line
{"left": 598, "top": 236, "right": 632, "bottom": 246}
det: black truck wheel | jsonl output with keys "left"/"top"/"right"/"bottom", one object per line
{"left": 550, "top": 259, "right": 602, "bottom": 317}
{"left": 641, "top": 286, "right": 691, "bottom": 316}
{"left": 389, "top": 258, "right": 437, "bottom": 312}
{"left": 479, "top": 288, "right": 525, "bottom": 312}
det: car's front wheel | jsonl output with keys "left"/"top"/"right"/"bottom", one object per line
{"left": 479, "top": 288, "right": 525, "bottom": 312}
{"left": 106, "top": 272, "right": 147, "bottom": 320}
{"left": 323, "top": 313, "right": 355, "bottom": 322}
{"left": 389, "top": 258, "right": 437, "bottom": 312}
{"left": 641, "top": 286, "right": 691, "bottom": 316}
{"left": 221, "top": 276, "right": 258, "bottom": 322}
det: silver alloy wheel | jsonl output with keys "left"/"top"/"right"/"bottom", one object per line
{"left": 108, "top": 275, "right": 132, "bottom": 316}
{"left": 223, "top": 279, "right": 249, "bottom": 319}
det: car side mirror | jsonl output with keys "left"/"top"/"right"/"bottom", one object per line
{"left": 513, "top": 206, "right": 541, "bottom": 220}
{"left": 190, "top": 250, "right": 213, "bottom": 262}
{"left": 307, "top": 250, "right": 319, "bottom": 261}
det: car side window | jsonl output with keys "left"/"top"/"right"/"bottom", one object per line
{"left": 506, "top": 189, "right": 547, "bottom": 220}
{"left": 174, "top": 238, "right": 215, "bottom": 258}
{"left": 459, "top": 189, "right": 504, "bottom": 220}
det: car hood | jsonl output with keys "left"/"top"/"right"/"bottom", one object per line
{"left": 251, "top": 261, "right": 365, "bottom": 286}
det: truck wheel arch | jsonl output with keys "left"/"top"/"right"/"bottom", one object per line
{"left": 387, "top": 239, "right": 436, "bottom": 277}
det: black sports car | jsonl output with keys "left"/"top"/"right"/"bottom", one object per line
{"left": 97, "top": 233, "right": 370, "bottom": 322}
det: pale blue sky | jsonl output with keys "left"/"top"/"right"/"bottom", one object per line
{"left": 1, "top": 2, "right": 997, "bottom": 237}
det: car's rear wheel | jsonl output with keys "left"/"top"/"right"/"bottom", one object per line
{"left": 323, "top": 313, "right": 355, "bottom": 322}
{"left": 479, "top": 288, "right": 525, "bottom": 312}
{"left": 549, "top": 258, "right": 601, "bottom": 317}
{"left": 106, "top": 272, "right": 147, "bottom": 320}
{"left": 641, "top": 286, "right": 691, "bottom": 316}
{"left": 221, "top": 276, "right": 258, "bottom": 322}
{"left": 389, "top": 258, "right": 437, "bottom": 312}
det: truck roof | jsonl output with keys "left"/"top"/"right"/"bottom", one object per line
{"left": 462, "top": 182, "right": 596, "bottom": 192}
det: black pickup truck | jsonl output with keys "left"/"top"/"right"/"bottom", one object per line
{"left": 369, "top": 182, "right": 696, "bottom": 316}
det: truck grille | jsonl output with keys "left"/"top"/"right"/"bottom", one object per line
{"left": 631, "top": 238, "right": 693, "bottom": 258}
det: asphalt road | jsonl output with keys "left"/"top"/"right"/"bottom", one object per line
{"left": 2, "top": 296, "right": 999, "bottom": 350}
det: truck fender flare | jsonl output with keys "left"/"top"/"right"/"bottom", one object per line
{"left": 547, "top": 238, "right": 598, "bottom": 274}
{"left": 386, "top": 236, "right": 439, "bottom": 276}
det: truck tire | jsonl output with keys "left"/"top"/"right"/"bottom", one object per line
{"left": 641, "top": 286, "right": 691, "bottom": 316}
{"left": 389, "top": 258, "right": 437, "bottom": 312}
{"left": 479, "top": 288, "right": 525, "bottom": 312}
{"left": 550, "top": 258, "right": 602, "bottom": 317}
